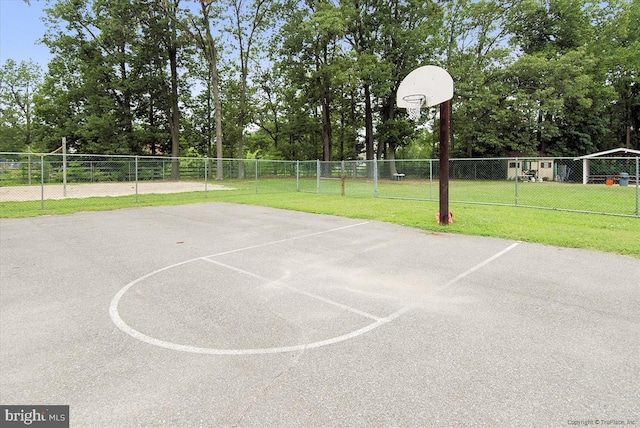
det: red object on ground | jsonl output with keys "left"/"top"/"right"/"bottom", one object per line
{"left": 435, "top": 211, "right": 454, "bottom": 224}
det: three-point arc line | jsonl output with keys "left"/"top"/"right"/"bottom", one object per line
{"left": 109, "top": 222, "right": 520, "bottom": 355}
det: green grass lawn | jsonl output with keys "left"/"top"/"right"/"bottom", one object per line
{"left": 2, "top": 178, "right": 639, "bottom": 258}
{"left": 313, "top": 177, "right": 639, "bottom": 216}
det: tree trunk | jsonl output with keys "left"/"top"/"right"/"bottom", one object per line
{"left": 200, "top": 3, "right": 224, "bottom": 180}
{"left": 169, "top": 37, "right": 180, "bottom": 179}
{"left": 238, "top": 61, "right": 247, "bottom": 179}
{"left": 211, "top": 50, "right": 224, "bottom": 180}
{"left": 321, "top": 85, "right": 332, "bottom": 162}
{"left": 364, "top": 83, "right": 374, "bottom": 177}
{"left": 389, "top": 142, "right": 398, "bottom": 176}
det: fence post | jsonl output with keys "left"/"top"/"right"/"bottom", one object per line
{"left": 429, "top": 159, "right": 433, "bottom": 200}
{"left": 40, "top": 154, "right": 44, "bottom": 209}
{"left": 62, "top": 137, "right": 67, "bottom": 197}
{"left": 316, "top": 159, "right": 320, "bottom": 194}
{"left": 296, "top": 160, "right": 300, "bottom": 192}
{"left": 204, "top": 157, "right": 208, "bottom": 195}
{"left": 135, "top": 156, "right": 139, "bottom": 204}
{"left": 255, "top": 159, "right": 259, "bottom": 194}
{"left": 373, "top": 159, "right": 378, "bottom": 197}
{"left": 636, "top": 156, "right": 640, "bottom": 217}
{"left": 514, "top": 157, "right": 519, "bottom": 206}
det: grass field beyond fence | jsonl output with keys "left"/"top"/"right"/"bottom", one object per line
{"left": 288, "top": 176, "right": 639, "bottom": 217}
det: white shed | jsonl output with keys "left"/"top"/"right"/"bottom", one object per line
{"left": 574, "top": 148, "right": 640, "bottom": 184}
{"left": 507, "top": 158, "right": 555, "bottom": 181}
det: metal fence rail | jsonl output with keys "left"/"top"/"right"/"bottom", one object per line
{"left": 1, "top": 153, "right": 638, "bottom": 217}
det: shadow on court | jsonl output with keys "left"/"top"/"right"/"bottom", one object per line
{"left": 1, "top": 203, "right": 638, "bottom": 427}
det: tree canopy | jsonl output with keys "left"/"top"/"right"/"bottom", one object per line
{"left": 1, "top": 0, "right": 638, "bottom": 160}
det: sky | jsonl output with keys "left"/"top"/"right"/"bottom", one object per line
{"left": 0, "top": 0, "right": 52, "bottom": 68}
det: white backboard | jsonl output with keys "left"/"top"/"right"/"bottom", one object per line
{"left": 397, "top": 65, "right": 453, "bottom": 109}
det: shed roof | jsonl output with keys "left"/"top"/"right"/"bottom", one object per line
{"left": 574, "top": 148, "right": 640, "bottom": 160}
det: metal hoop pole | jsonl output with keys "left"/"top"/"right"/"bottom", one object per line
{"left": 439, "top": 100, "right": 451, "bottom": 225}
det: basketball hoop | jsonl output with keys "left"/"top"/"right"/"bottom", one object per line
{"left": 397, "top": 65, "right": 454, "bottom": 225}
{"left": 402, "top": 94, "right": 426, "bottom": 121}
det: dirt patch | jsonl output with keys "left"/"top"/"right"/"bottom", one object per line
{"left": 0, "top": 181, "right": 233, "bottom": 202}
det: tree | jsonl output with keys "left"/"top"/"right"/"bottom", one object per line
{"left": 0, "top": 59, "right": 42, "bottom": 152}
{"left": 35, "top": 0, "right": 190, "bottom": 159}
{"left": 152, "top": 0, "right": 183, "bottom": 178}
{"left": 252, "top": 69, "right": 284, "bottom": 157}
{"left": 441, "top": 0, "right": 515, "bottom": 157}
{"left": 342, "top": 0, "right": 443, "bottom": 175}
{"left": 342, "top": 0, "right": 379, "bottom": 164}
{"left": 165, "top": 0, "right": 225, "bottom": 179}
{"left": 278, "top": 0, "right": 348, "bottom": 164}
{"left": 374, "top": 0, "right": 442, "bottom": 173}
{"left": 2, "top": 0, "right": 634, "bottom": 161}
{"left": 507, "top": 0, "right": 591, "bottom": 56}
{"left": 503, "top": 0, "right": 620, "bottom": 156}
{"left": 133, "top": 0, "right": 174, "bottom": 155}
{"left": 224, "top": 0, "right": 276, "bottom": 177}
{"left": 39, "top": 0, "right": 144, "bottom": 153}
{"left": 589, "top": 0, "right": 640, "bottom": 149}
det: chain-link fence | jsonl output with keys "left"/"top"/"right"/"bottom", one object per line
{"left": 373, "top": 157, "right": 639, "bottom": 217}
{"left": 0, "top": 154, "right": 299, "bottom": 210}
{"left": 1, "top": 153, "right": 638, "bottom": 217}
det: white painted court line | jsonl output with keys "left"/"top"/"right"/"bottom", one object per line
{"left": 200, "top": 257, "right": 266, "bottom": 281}
{"left": 110, "top": 217, "right": 520, "bottom": 356}
{"left": 283, "top": 286, "right": 383, "bottom": 322}
{"left": 201, "top": 258, "right": 383, "bottom": 321}
{"left": 439, "top": 241, "right": 521, "bottom": 290}
{"left": 110, "top": 304, "right": 410, "bottom": 356}
{"left": 109, "top": 219, "right": 408, "bottom": 355}
{"left": 207, "top": 221, "right": 371, "bottom": 258}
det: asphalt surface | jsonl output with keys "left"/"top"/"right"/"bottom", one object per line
{"left": 1, "top": 202, "right": 638, "bottom": 427}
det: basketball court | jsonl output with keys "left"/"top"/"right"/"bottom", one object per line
{"left": 0, "top": 202, "right": 637, "bottom": 426}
